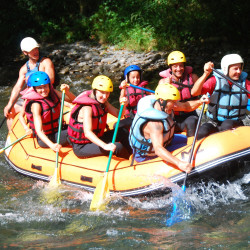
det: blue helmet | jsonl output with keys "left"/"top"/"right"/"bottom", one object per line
{"left": 27, "top": 71, "right": 50, "bottom": 87}
{"left": 124, "top": 65, "right": 142, "bottom": 81}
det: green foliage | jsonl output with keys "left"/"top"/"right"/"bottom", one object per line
{"left": 88, "top": 1, "right": 157, "bottom": 51}
{"left": 0, "top": 0, "right": 250, "bottom": 55}
{"left": 16, "top": 0, "right": 89, "bottom": 42}
{"left": 117, "top": 25, "right": 157, "bottom": 51}
{"left": 88, "top": 0, "right": 212, "bottom": 51}
{"left": 0, "top": 1, "right": 34, "bottom": 52}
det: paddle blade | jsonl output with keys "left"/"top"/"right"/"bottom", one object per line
{"left": 166, "top": 187, "right": 193, "bottom": 227}
{"left": 166, "top": 203, "right": 183, "bottom": 227}
{"left": 0, "top": 149, "right": 4, "bottom": 154}
{"left": 90, "top": 172, "right": 110, "bottom": 211}
{"left": 48, "top": 166, "right": 61, "bottom": 188}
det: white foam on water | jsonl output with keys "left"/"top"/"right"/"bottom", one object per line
{"left": 0, "top": 202, "right": 65, "bottom": 225}
{"left": 240, "top": 172, "right": 250, "bottom": 184}
{"left": 111, "top": 172, "right": 250, "bottom": 217}
{"left": 125, "top": 194, "right": 173, "bottom": 210}
{"left": 1, "top": 168, "right": 247, "bottom": 226}
{"left": 187, "top": 178, "right": 248, "bottom": 212}
{"left": 106, "top": 228, "right": 120, "bottom": 236}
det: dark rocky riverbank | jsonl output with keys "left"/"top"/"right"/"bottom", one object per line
{"left": 1, "top": 40, "right": 250, "bottom": 91}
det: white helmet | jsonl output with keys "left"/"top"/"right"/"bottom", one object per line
{"left": 20, "top": 37, "right": 39, "bottom": 52}
{"left": 221, "top": 54, "right": 244, "bottom": 75}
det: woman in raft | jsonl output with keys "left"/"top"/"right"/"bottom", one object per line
{"left": 68, "top": 75, "right": 132, "bottom": 159}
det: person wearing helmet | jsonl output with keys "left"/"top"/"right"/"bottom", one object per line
{"left": 68, "top": 75, "right": 132, "bottom": 159}
{"left": 129, "top": 84, "right": 209, "bottom": 173}
{"left": 158, "top": 51, "right": 200, "bottom": 138}
{"left": 191, "top": 54, "right": 250, "bottom": 139}
{"left": 19, "top": 72, "right": 75, "bottom": 151}
{"left": 118, "top": 65, "right": 152, "bottom": 129}
{"left": 4, "top": 37, "right": 56, "bottom": 130}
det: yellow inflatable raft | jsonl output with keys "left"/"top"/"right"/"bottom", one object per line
{"left": 4, "top": 109, "right": 250, "bottom": 196}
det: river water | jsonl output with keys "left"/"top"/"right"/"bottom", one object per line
{"left": 0, "top": 81, "right": 249, "bottom": 249}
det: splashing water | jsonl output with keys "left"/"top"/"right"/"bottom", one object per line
{"left": 189, "top": 175, "right": 249, "bottom": 212}
{"left": 164, "top": 172, "right": 249, "bottom": 226}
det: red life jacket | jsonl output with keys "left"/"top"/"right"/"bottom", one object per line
{"left": 68, "top": 90, "right": 108, "bottom": 144}
{"left": 159, "top": 66, "right": 194, "bottom": 101}
{"left": 121, "top": 81, "right": 149, "bottom": 117}
{"left": 23, "top": 86, "right": 61, "bottom": 135}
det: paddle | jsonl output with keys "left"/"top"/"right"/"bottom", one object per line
{"left": 0, "top": 116, "right": 7, "bottom": 130}
{"left": 90, "top": 103, "right": 125, "bottom": 211}
{"left": 128, "top": 83, "right": 155, "bottom": 94}
{"left": 48, "top": 90, "right": 65, "bottom": 187}
{"left": 212, "top": 68, "right": 250, "bottom": 95}
{"left": 0, "top": 134, "right": 28, "bottom": 154}
{"left": 0, "top": 95, "right": 20, "bottom": 129}
{"left": 166, "top": 102, "right": 205, "bottom": 226}
{"left": 0, "top": 84, "right": 27, "bottom": 130}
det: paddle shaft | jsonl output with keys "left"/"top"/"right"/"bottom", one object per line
{"left": 105, "top": 103, "right": 125, "bottom": 172}
{"left": 0, "top": 84, "right": 27, "bottom": 129}
{"left": 0, "top": 134, "right": 28, "bottom": 153}
{"left": 213, "top": 68, "right": 250, "bottom": 95}
{"left": 0, "top": 117, "right": 7, "bottom": 130}
{"left": 182, "top": 102, "right": 205, "bottom": 189}
{"left": 0, "top": 95, "right": 18, "bottom": 129}
{"left": 55, "top": 90, "right": 65, "bottom": 168}
{"left": 128, "top": 84, "right": 155, "bottom": 94}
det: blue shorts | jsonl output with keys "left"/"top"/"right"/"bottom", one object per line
{"left": 134, "top": 134, "right": 187, "bottom": 162}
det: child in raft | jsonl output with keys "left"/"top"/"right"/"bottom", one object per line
{"left": 67, "top": 75, "right": 132, "bottom": 159}
{"left": 118, "top": 65, "right": 152, "bottom": 129}
{"left": 19, "top": 71, "right": 75, "bottom": 152}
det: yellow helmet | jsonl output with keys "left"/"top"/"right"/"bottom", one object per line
{"left": 167, "top": 51, "right": 186, "bottom": 66}
{"left": 92, "top": 75, "right": 113, "bottom": 92}
{"left": 155, "top": 84, "right": 180, "bottom": 101}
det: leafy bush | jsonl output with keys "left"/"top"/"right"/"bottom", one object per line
{"left": 0, "top": 0, "right": 250, "bottom": 54}
{"left": 88, "top": 0, "right": 211, "bottom": 51}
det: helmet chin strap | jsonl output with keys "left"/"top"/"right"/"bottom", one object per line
{"left": 157, "top": 99, "right": 167, "bottom": 111}
{"left": 126, "top": 75, "right": 130, "bottom": 84}
{"left": 92, "top": 89, "right": 99, "bottom": 102}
